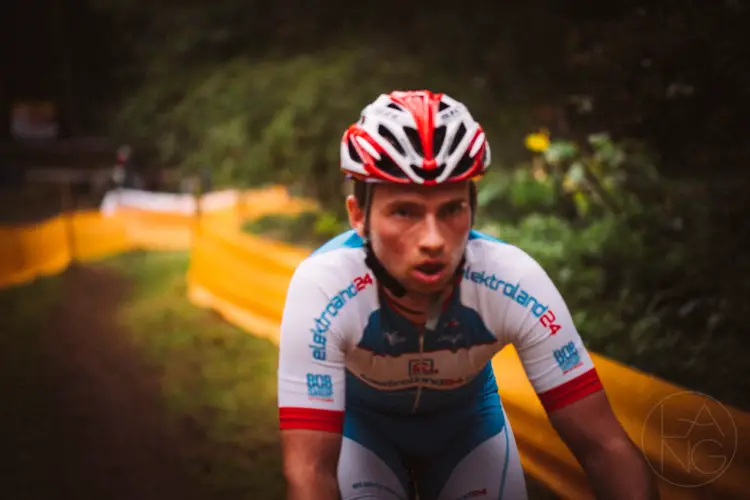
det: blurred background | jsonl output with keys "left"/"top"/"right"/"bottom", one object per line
{"left": 1, "top": 0, "right": 748, "bottom": 498}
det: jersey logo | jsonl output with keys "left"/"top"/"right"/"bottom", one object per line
{"left": 553, "top": 341, "right": 583, "bottom": 374}
{"left": 353, "top": 272, "right": 374, "bottom": 291}
{"left": 408, "top": 359, "right": 439, "bottom": 376}
{"left": 306, "top": 373, "right": 334, "bottom": 402}
{"left": 309, "top": 272, "right": 374, "bottom": 361}
{"left": 463, "top": 265, "right": 563, "bottom": 335}
{"left": 384, "top": 330, "right": 406, "bottom": 346}
{"left": 436, "top": 332, "right": 464, "bottom": 345}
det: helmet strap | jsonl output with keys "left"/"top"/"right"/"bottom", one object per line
{"left": 364, "top": 241, "right": 408, "bottom": 297}
{"left": 359, "top": 182, "right": 409, "bottom": 298}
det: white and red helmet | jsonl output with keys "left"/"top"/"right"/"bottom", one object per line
{"left": 341, "top": 90, "right": 491, "bottom": 185}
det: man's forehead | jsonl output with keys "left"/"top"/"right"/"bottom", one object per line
{"left": 377, "top": 182, "right": 469, "bottom": 204}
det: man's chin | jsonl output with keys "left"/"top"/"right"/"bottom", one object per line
{"left": 405, "top": 274, "right": 454, "bottom": 296}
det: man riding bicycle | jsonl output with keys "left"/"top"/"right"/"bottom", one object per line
{"left": 277, "top": 90, "right": 658, "bottom": 499}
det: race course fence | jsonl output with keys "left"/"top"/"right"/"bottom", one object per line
{"left": 1, "top": 186, "right": 748, "bottom": 499}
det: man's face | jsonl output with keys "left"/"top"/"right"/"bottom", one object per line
{"left": 347, "top": 182, "right": 472, "bottom": 296}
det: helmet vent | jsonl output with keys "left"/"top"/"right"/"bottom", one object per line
{"left": 347, "top": 138, "right": 363, "bottom": 164}
{"left": 433, "top": 125, "right": 446, "bottom": 157}
{"left": 378, "top": 125, "right": 406, "bottom": 156}
{"left": 403, "top": 127, "right": 423, "bottom": 157}
{"left": 447, "top": 123, "right": 467, "bottom": 155}
{"left": 413, "top": 163, "right": 446, "bottom": 181}
{"left": 452, "top": 151, "right": 474, "bottom": 177}
{"left": 375, "top": 156, "right": 408, "bottom": 179}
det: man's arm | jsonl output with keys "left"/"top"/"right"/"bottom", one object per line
{"left": 277, "top": 262, "right": 350, "bottom": 499}
{"left": 281, "top": 429, "right": 341, "bottom": 500}
{"left": 500, "top": 253, "right": 659, "bottom": 499}
{"left": 548, "top": 391, "right": 660, "bottom": 500}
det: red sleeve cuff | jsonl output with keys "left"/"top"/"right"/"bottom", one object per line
{"left": 279, "top": 407, "right": 345, "bottom": 433}
{"left": 537, "top": 368, "right": 603, "bottom": 413}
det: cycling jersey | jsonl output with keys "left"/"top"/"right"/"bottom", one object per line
{"left": 277, "top": 229, "right": 603, "bottom": 498}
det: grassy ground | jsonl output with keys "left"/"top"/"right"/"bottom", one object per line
{"left": 102, "top": 251, "right": 286, "bottom": 499}
{"left": 0, "top": 253, "right": 285, "bottom": 499}
{"left": 0, "top": 274, "right": 65, "bottom": 495}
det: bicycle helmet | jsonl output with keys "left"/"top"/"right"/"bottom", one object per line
{"left": 341, "top": 90, "right": 490, "bottom": 184}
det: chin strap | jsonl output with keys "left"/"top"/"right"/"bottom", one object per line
{"left": 364, "top": 240, "right": 407, "bottom": 297}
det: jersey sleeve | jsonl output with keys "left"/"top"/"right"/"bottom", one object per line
{"left": 277, "top": 262, "right": 347, "bottom": 433}
{"left": 499, "top": 255, "right": 603, "bottom": 413}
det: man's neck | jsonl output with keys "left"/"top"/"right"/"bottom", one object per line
{"left": 383, "top": 285, "right": 454, "bottom": 326}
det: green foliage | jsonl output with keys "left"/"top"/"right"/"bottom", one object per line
{"left": 111, "top": 43, "right": 523, "bottom": 214}
{"left": 479, "top": 133, "right": 661, "bottom": 221}
{"left": 242, "top": 210, "right": 347, "bottom": 249}
{"left": 477, "top": 168, "right": 558, "bottom": 218}
{"left": 477, "top": 136, "right": 749, "bottom": 409}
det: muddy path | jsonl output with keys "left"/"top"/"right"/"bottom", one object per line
{"left": 1, "top": 266, "right": 201, "bottom": 500}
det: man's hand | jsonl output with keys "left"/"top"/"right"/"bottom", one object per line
{"left": 548, "top": 390, "right": 660, "bottom": 499}
{"left": 281, "top": 429, "right": 342, "bottom": 500}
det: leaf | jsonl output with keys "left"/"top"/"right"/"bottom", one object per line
{"left": 566, "top": 161, "right": 587, "bottom": 184}
{"left": 573, "top": 191, "right": 590, "bottom": 216}
{"left": 477, "top": 182, "right": 504, "bottom": 208}
{"left": 543, "top": 140, "right": 578, "bottom": 164}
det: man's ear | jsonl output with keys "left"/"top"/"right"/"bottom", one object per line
{"left": 345, "top": 194, "right": 365, "bottom": 237}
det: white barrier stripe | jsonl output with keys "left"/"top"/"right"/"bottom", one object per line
{"left": 100, "top": 189, "right": 238, "bottom": 216}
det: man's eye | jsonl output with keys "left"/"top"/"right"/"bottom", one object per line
{"left": 393, "top": 208, "right": 413, "bottom": 218}
{"left": 441, "top": 203, "right": 466, "bottom": 217}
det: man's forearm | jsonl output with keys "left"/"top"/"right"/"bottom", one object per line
{"left": 581, "top": 440, "right": 660, "bottom": 500}
{"left": 286, "top": 472, "right": 339, "bottom": 500}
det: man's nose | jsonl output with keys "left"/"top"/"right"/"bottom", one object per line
{"left": 418, "top": 216, "right": 445, "bottom": 255}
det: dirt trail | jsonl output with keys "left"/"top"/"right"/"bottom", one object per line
{"left": 5, "top": 266, "right": 201, "bottom": 500}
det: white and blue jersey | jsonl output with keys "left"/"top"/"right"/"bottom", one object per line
{"left": 278, "top": 229, "right": 602, "bottom": 499}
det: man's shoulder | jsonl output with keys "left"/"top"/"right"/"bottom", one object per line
{"left": 311, "top": 229, "right": 365, "bottom": 257}
{"left": 291, "top": 230, "right": 370, "bottom": 288}
{"left": 466, "top": 229, "right": 538, "bottom": 271}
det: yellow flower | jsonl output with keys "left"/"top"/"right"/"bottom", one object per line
{"left": 525, "top": 130, "right": 550, "bottom": 153}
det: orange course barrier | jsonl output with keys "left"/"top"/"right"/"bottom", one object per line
{"left": 0, "top": 210, "right": 138, "bottom": 289}
{"left": 186, "top": 196, "right": 750, "bottom": 499}
{"left": 0, "top": 186, "right": 310, "bottom": 290}
{"left": 0, "top": 216, "right": 75, "bottom": 289}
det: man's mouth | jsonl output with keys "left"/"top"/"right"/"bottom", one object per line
{"left": 415, "top": 262, "right": 446, "bottom": 276}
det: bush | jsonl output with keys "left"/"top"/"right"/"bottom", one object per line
{"left": 113, "top": 47, "right": 521, "bottom": 216}
{"left": 476, "top": 134, "right": 749, "bottom": 409}
{"left": 242, "top": 210, "right": 348, "bottom": 249}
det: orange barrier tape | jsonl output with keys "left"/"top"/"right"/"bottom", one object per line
{"left": 71, "top": 210, "right": 133, "bottom": 260}
{"left": 0, "top": 186, "right": 308, "bottom": 289}
{"left": 0, "top": 216, "right": 72, "bottom": 289}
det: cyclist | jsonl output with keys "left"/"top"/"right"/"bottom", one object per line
{"left": 277, "top": 90, "right": 658, "bottom": 499}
